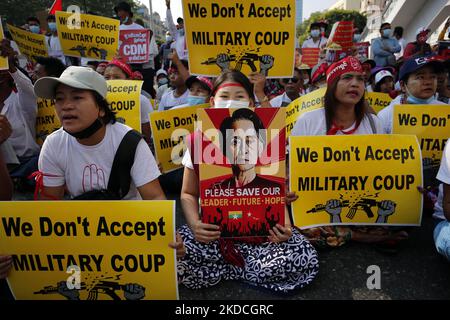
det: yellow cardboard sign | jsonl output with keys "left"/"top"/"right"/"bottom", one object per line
{"left": 7, "top": 24, "right": 48, "bottom": 62}
{"left": 0, "top": 201, "right": 178, "bottom": 300}
{"left": 286, "top": 87, "right": 326, "bottom": 137}
{"left": 36, "top": 98, "right": 61, "bottom": 146}
{"left": 289, "top": 135, "right": 423, "bottom": 229}
{"left": 0, "top": 19, "right": 9, "bottom": 70}
{"left": 56, "top": 12, "right": 119, "bottom": 61}
{"left": 365, "top": 92, "right": 392, "bottom": 114}
{"left": 150, "top": 104, "right": 208, "bottom": 173}
{"left": 183, "top": 0, "right": 296, "bottom": 77}
{"left": 393, "top": 104, "right": 450, "bottom": 167}
{"left": 106, "top": 80, "right": 142, "bottom": 133}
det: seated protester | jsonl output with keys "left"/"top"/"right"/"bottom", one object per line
{"left": 103, "top": 59, "right": 153, "bottom": 145}
{"left": 0, "top": 39, "right": 40, "bottom": 190}
{"left": 433, "top": 140, "right": 450, "bottom": 262}
{"left": 45, "top": 14, "right": 66, "bottom": 65}
{"left": 307, "top": 62, "right": 328, "bottom": 93}
{"left": 270, "top": 68, "right": 304, "bottom": 107}
{"left": 0, "top": 115, "right": 13, "bottom": 200}
{"left": 378, "top": 55, "right": 446, "bottom": 134}
{"left": 290, "top": 56, "right": 407, "bottom": 248}
{"left": 372, "top": 69, "right": 395, "bottom": 94}
{"left": 178, "top": 70, "right": 319, "bottom": 292}
{"left": 33, "top": 66, "right": 164, "bottom": 201}
{"left": 158, "top": 60, "right": 189, "bottom": 111}
{"left": 155, "top": 68, "right": 170, "bottom": 104}
{"left": 436, "top": 61, "right": 450, "bottom": 104}
{"left": 172, "top": 75, "right": 213, "bottom": 109}
{"left": 32, "top": 56, "right": 66, "bottom": 82}
{"left": 95, "top": 62, "right": 108, "bottom": 76}
{"left": 360, "top": 58, "right": 376, "bottom": 92}
{"left": 403, "top": 27, "right": 433, "bottom": 60}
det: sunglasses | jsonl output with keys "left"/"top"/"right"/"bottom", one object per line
{"left": 282, "top": 77, "right": 300, "bottom": 84}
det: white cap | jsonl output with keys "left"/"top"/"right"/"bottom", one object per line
{"left": 156, "top": 69, "right": 168, "bottom": 77}
{"left": 34, "top": 66, "right": 107, "bottom": 99}
{"left": 416, "top": 26, "right": 430, "bottom": 36}
{"left": 374, "top": 70, "right": 394, "bottom": 85}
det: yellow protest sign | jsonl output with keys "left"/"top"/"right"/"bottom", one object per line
{"left": 289, "top": 134, "right": 423, "bottom": 229}
{"left": 365, "top": 92, "right": 392, "bottom": 114}
{"left": 36, "top": 98, "right": 61, "bottom": 145}
{"left": 393, "top": 104, "right": 450, "bottom": 167}
{"left": 56, "top": 12, "right": 119, "bottom": 61}
{"left": 106, "top": 80, "right": 142, "bottom": 132}
{"left": 286, "top": 87, "right": 326, "bottom": 137}
{"left": 183, "top": 0, "right": 296, "bottom": 77}
{"left": 0, "top": 19, "right": 9, "bottom": 70}
{"left": 0, "top": 201, "right": 178, "bottom": 300}
{"left": 150, "top": 104, "right": 208, "bottom": 173}
{"left": 7, "top": 24, "right": 48, "bottom": 62}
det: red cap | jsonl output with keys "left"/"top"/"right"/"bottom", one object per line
{"left": 107, "top": 59, "right": 142, "bottom": 80}
{"left": 326, "top": 56, "right": 363, "bottom": 85}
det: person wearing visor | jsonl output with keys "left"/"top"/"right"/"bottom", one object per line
{"left": 372, "top": 69, "right": 395, "bottom": 94}
{"left": 33, "top": 66, "right": 164, "bottom": 201}
{"left": 270, "top": 68, "right": 304, "bottom": 107}
{"left": 378, "top": 55, "right": 446, "bottom": 134}
{"left": 172, "top": 76, "right": 213, "bottom": 109}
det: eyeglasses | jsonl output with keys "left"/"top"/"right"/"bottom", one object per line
{"left": 282, "top": 77, "right": 300, "bottom": 84}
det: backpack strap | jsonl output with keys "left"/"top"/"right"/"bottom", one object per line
{"left": 367, "top": 113, "right": 377, "bottom": 134}
{"left": 107, "top": 130, "right": 143, "bottom": 198}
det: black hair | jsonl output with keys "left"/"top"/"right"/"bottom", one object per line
{"left": 324, "top": 77, "right": 369, "bottom": 132}
{"left": 393, "top": 26, "right": 403, "bottom": 37}
{"left": 219, "top": 108, "right": 266, "bottom": 158}
{"left": 27, "top": 17, "right": 40, "bottom": 25}
{"left": 35, "top": 56, "right": 66, "bottom": 77}
{"left": 46, "top": 15, "right": 55, "bottom": 22}
{"left": 212, "top": 70, "right": 254, "bottom": 102}
{"left": 374, "top": 75, "right": 394, "bottom": 93}
{"left": 86, "top": 60, "right": 100, "bottom": 68}
{"left": 380, "top": 22, "right": 391, "bottom": 30}
{"left": 114, "top": 2, "right": 133, "bottom": 17}
{"left": 93, "top": 92, "right": 117, "bottom": 125}
{"left": 177, "top": 17, "right": 184, "bottom": 24}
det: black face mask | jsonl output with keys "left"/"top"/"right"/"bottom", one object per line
{"left": 64, "top": 119, "right": 103, "bottom": 140}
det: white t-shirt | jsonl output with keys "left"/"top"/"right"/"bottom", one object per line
{"left": 302, "top": 37, "right": 328, "bottom": 49}
{"left": 1, "top": 69, "right": 40, "bottom": 158}
{"left": 436, "top": 139, "right": 450, "bottom": 220}
{"left": 140, "top": 94, "right": 152, "bottom": 123}
{"left": 38, "top": 123, "right": 160, "bottom": 199}
{"left": 270, "top": 92, "right": 294, "bottom": 107}
{"left": 378, "top": 95, "right": 447, "bottom": 134}
{"left": 46, "top": 35, "right": 65, "bottom": 64}
{"left": 291, "top": 108, "right": 383, "bottom": 136}
{"left": 158, "top": 89, "right": 189, "bottom": 111}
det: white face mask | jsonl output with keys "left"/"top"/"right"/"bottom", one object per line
{"left": 214, "top": 100, "right": 250, "bottom": 109}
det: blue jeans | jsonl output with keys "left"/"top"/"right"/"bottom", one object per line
{"left": 433, "top": 219, "right": 450, "bottom": 262}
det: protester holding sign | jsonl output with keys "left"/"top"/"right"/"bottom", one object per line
{"left": 176, "top": 70, "right": 318, "bottom": 292}
{"left": 290, "top": 56, "right": 409, "bottom": 248}
{"left": 0, "top": 115, "right": 13, "bottom": 201}
{"left": 378, "top": 55, "right": 446, "bottom": 134}
{"left": 33, "top": 66, "right": 163, "bottom": 201}
{"left": 434, "top": 139, "right": 450, "bottom": 262}
{"left": 103, "top": 59, "right": 152, "bottom": 144}
{"left": 45, "top": 14, "right": 65, "bottom": 65}
{"left": 0, "top": 39, "right": 40, "bottom": 190}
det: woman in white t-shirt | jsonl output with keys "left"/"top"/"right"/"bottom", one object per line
{"left": 103, "top": 59, "right": 153, "bottom": 146}
{"left": 178, "top": 70, "right": 319, "bottom": 293}
{"left": 290, "top": 56, "right": 408, "bottom": 249}
{"left": 33, "top": 66, "right": 164, "bottom": 201}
